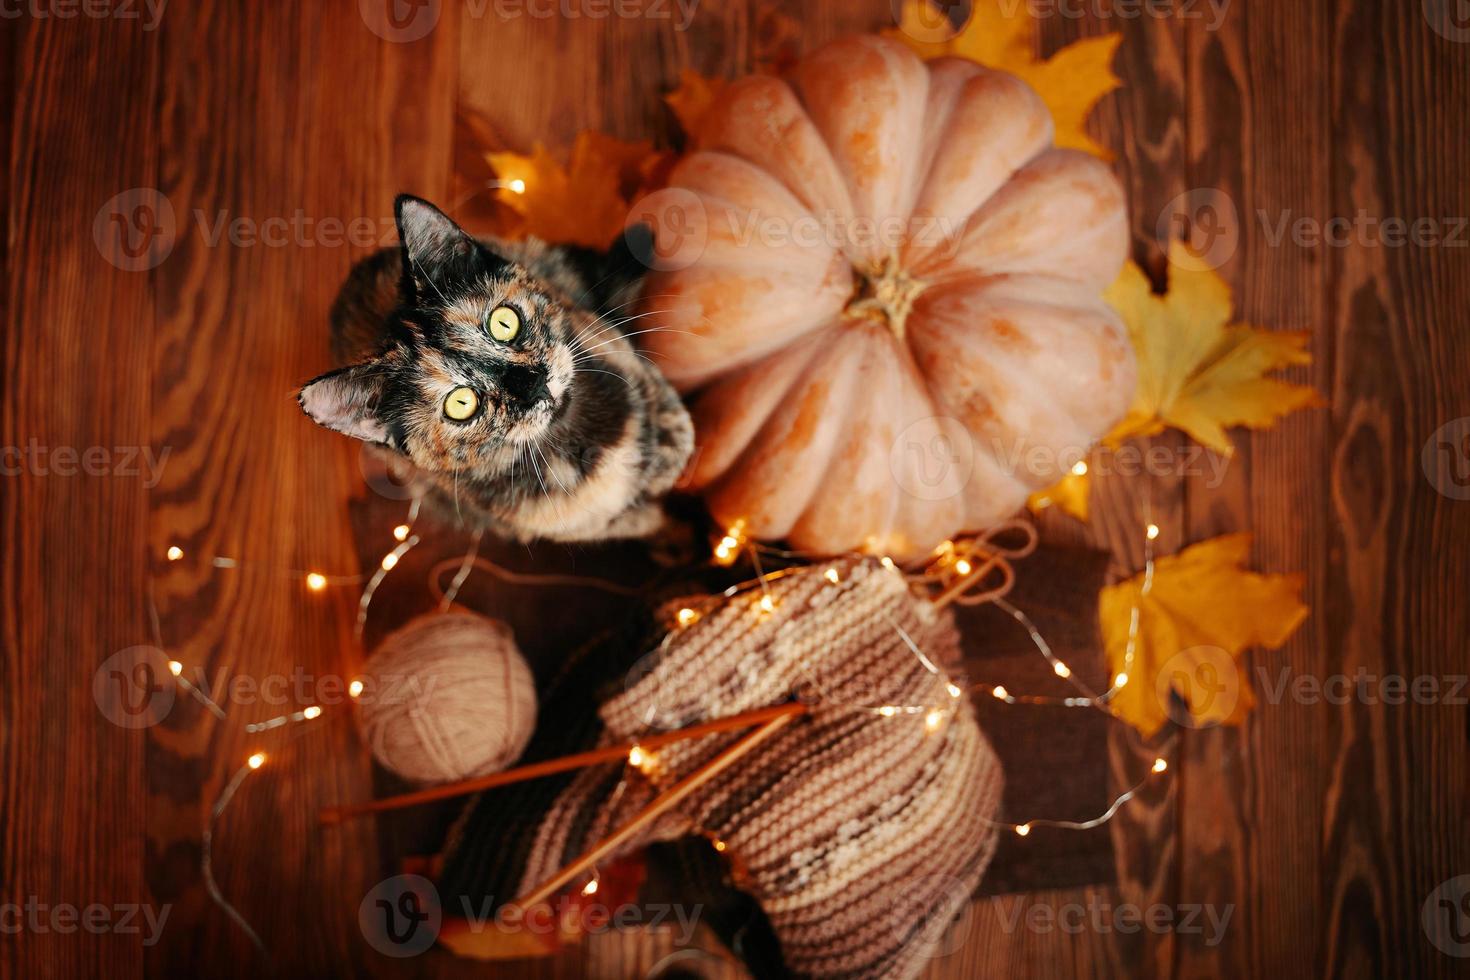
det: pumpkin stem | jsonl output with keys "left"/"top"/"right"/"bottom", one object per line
{"left": 843, "top": 255, "right": 927, "bottom": 340}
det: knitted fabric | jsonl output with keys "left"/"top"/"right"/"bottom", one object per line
{"left": 513, "top": 559, "right": 1005, "bottom": 979}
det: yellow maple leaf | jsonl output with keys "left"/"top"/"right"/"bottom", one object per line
{"left": 487, "top": 131, "right": 659, "bottom": 249}
{"left": 1104, "top": 242, "right": 1323, "bottom": 455}
{"left": 1099, "top": 533, "right": 1308, "bottom": 737}
{"left": 887, "top": 0, "right": 1122, "bottom": 158}
{"left": 664, "top": 68, "right": 728, "bottom": 144}
{"left": 1027, "top": 467, "right": 1090, "bottom": 521}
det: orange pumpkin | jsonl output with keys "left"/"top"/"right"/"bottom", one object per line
{"left": 639, "top": 35, "right": 1134, "bottom": 558}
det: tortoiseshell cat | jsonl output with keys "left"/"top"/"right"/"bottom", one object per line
{"left": 298, "top": 195, "right": 693, "bottom": 542}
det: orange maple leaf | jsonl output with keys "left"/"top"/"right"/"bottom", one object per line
{"left": 664, "top": 68, "right": 728, "bottom": 144}
{"left": 487, "top": 132, "right": 660, "bottom": 249}
{"left": 1104, "top": 242, "right": 1324, "bottom": 455}
{"left": 1098, "top": 533, "right": 1309, "bottom": 737}
{"left": 887, "top": 0, "right": 1122, "bottom": 159}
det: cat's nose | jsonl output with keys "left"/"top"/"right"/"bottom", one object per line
{"left": 499, "top": 363, "right": 549, "bottom": 407}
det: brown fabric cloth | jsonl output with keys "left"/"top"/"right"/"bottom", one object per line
{"left": 511, "top": 559, "right": 1004, "bottom": 979}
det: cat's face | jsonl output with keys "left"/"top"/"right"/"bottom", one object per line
{"left": 299, "top": 197, "right": 581, "bottom": 473}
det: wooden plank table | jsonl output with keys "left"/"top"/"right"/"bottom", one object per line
{"left": 2, "top": 1, "right": 1467, "bottom": 977}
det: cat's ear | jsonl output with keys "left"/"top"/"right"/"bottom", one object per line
{"left": 298, "top": 361, "right": 392, "bottom": 445}
{"left": 394, "top": 194, "right": 477, "bottom": 300}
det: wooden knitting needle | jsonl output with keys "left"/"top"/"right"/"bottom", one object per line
{"left": 319, "top": 700, "right": 809, "bottom": 826}
{"left": 505, "top": 712, "right": 796, "bottom": 915}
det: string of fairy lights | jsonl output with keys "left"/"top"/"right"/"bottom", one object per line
{"left": 151, "top": 490, "right": 1170, "bottom": 949}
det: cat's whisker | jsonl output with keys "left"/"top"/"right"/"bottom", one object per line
{"left": 527, "top": 443, "right": 548, "bottom": 496}
{"left": 412, "top": 257, "right": 450, "bottom": 305}
{"left": 573, "top": 307, "right": 679, "bottom": 343}
{"left": 537, "top": 443, "right": 571, "bottom": 495}
{"left": 570, "top": 347, "right": 660, "bottom": 369}
{"left": 575, "top": 367, "right": 636, "bottom": 390}
{"left": 576, "top": 326, "right": 701, "bottom": 354}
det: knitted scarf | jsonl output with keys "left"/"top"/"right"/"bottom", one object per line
{"left": 441, "top": 558, "right": 1004, "bottom": 979}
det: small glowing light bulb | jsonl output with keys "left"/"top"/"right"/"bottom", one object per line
{"left": 303, "top": 705, "right": 322, "bottom": 720}
{"left": 348, "top": 679, "right": 364, "bottom": 699}
{"left": 878, "top": 705, "right": 897, "bottom": 718}
{"left": 581, "top": 878, "right": 598, "bottom": 896}
{"left": 247, "top": 752, "right": 267, "bottom": 770}
{"left": 712, "top": 839, "right": 727, "bottom": 853}
{"left": 168, "top": 660, "right": 183, "bottom": 677}
{"left": 393, "top": 524, "right": 410, "bottom": 542}
{"left": 954, "top": 558, "right": 973, "bottom": 576}
{"left": 924, "top": 709, "right": 944, "bottom": 732}
{"left": 1146, "top": 523, "right": 1160, "bottom": 541}
{"left": 1014, "top": 823, "right": 1031, "bottom": 837}
{"left": 509, "top": 178, "right": 526, "bottom": 194}
{"left": 380, "top": 552, "right": 399, "bottom": 571}
{"left": 1053, "top": 661, "right": 1072, "bottom": 679}
{"left": 824, "top": 568, "right": 841, "bottom": 584}
{"left": 305, "top": 572, "right": 328, "bottom": 591}
{"left": 628, "top": 746, "right": 646, "bottom": 769}
{"left": 991, "top": 685, "right": 1009, "bottom": 700}
{"left": 166, "top": 546, "right": 184, "bottom": 561}
{"left": 1071, "top": 459, "right": 1089, "bottom": 476}
{"left": 676, "top": 607, "right": 698, "bottom": 627}
{"left": 1152, "top": 758, "right": 1168, "bottom": 774}
{"left": 758, "top": 595, "right": 776, "bottom": 614}
{"left": 946, "top": 682, "right": 963, "bottom": 699}
{"left": 1114, "top": 672, "right": 1129, "bottom": 688}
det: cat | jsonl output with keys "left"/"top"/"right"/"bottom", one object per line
{"left": 298, "top": 195, "right": 694, "bottom": 543}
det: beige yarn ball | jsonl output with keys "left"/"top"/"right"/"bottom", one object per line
{"left": 355, "top": 612, "right": 537, "bottom": 785}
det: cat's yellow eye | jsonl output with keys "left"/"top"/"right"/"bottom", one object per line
{"left": 443, "top": 386, "right": 479, "bottom": 421}
{"left": 487, "top": 305, "right": 520, "bottom": 342}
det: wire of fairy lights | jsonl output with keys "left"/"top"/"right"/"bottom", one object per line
{"left": 155, "top": 495, "right": 1168, "bottom": 945}
{"left": 151, "top": 498, "right": 432, "bottom": 959}
{"left": 687, "top": 511, "right": 1171, "bottom": 840}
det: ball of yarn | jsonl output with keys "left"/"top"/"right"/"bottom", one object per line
{"left": 355, "top": 612, "right": 537, "bottom": 784}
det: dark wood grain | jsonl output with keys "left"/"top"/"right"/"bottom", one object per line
{"left": 3, "top": 1, "right": 1467, "bottom": 978}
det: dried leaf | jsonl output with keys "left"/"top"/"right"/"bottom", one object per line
{"left": 1028, "top": 468, "right": 1090, "bottom": 521}
{"left": 887, "top": 0, "right": 1122, "bottom": 158}
{"left": 487, "top": 131, "right": 659, "bottom": 249}
{"left": 664, "top": 68, "right": 728, "bottom": 144}
{"left": 1099, "top": 533, "right": 1309, "bottom": 737}
{"left": 1104, "top": 242, "right": 1323, "bottom": 455}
